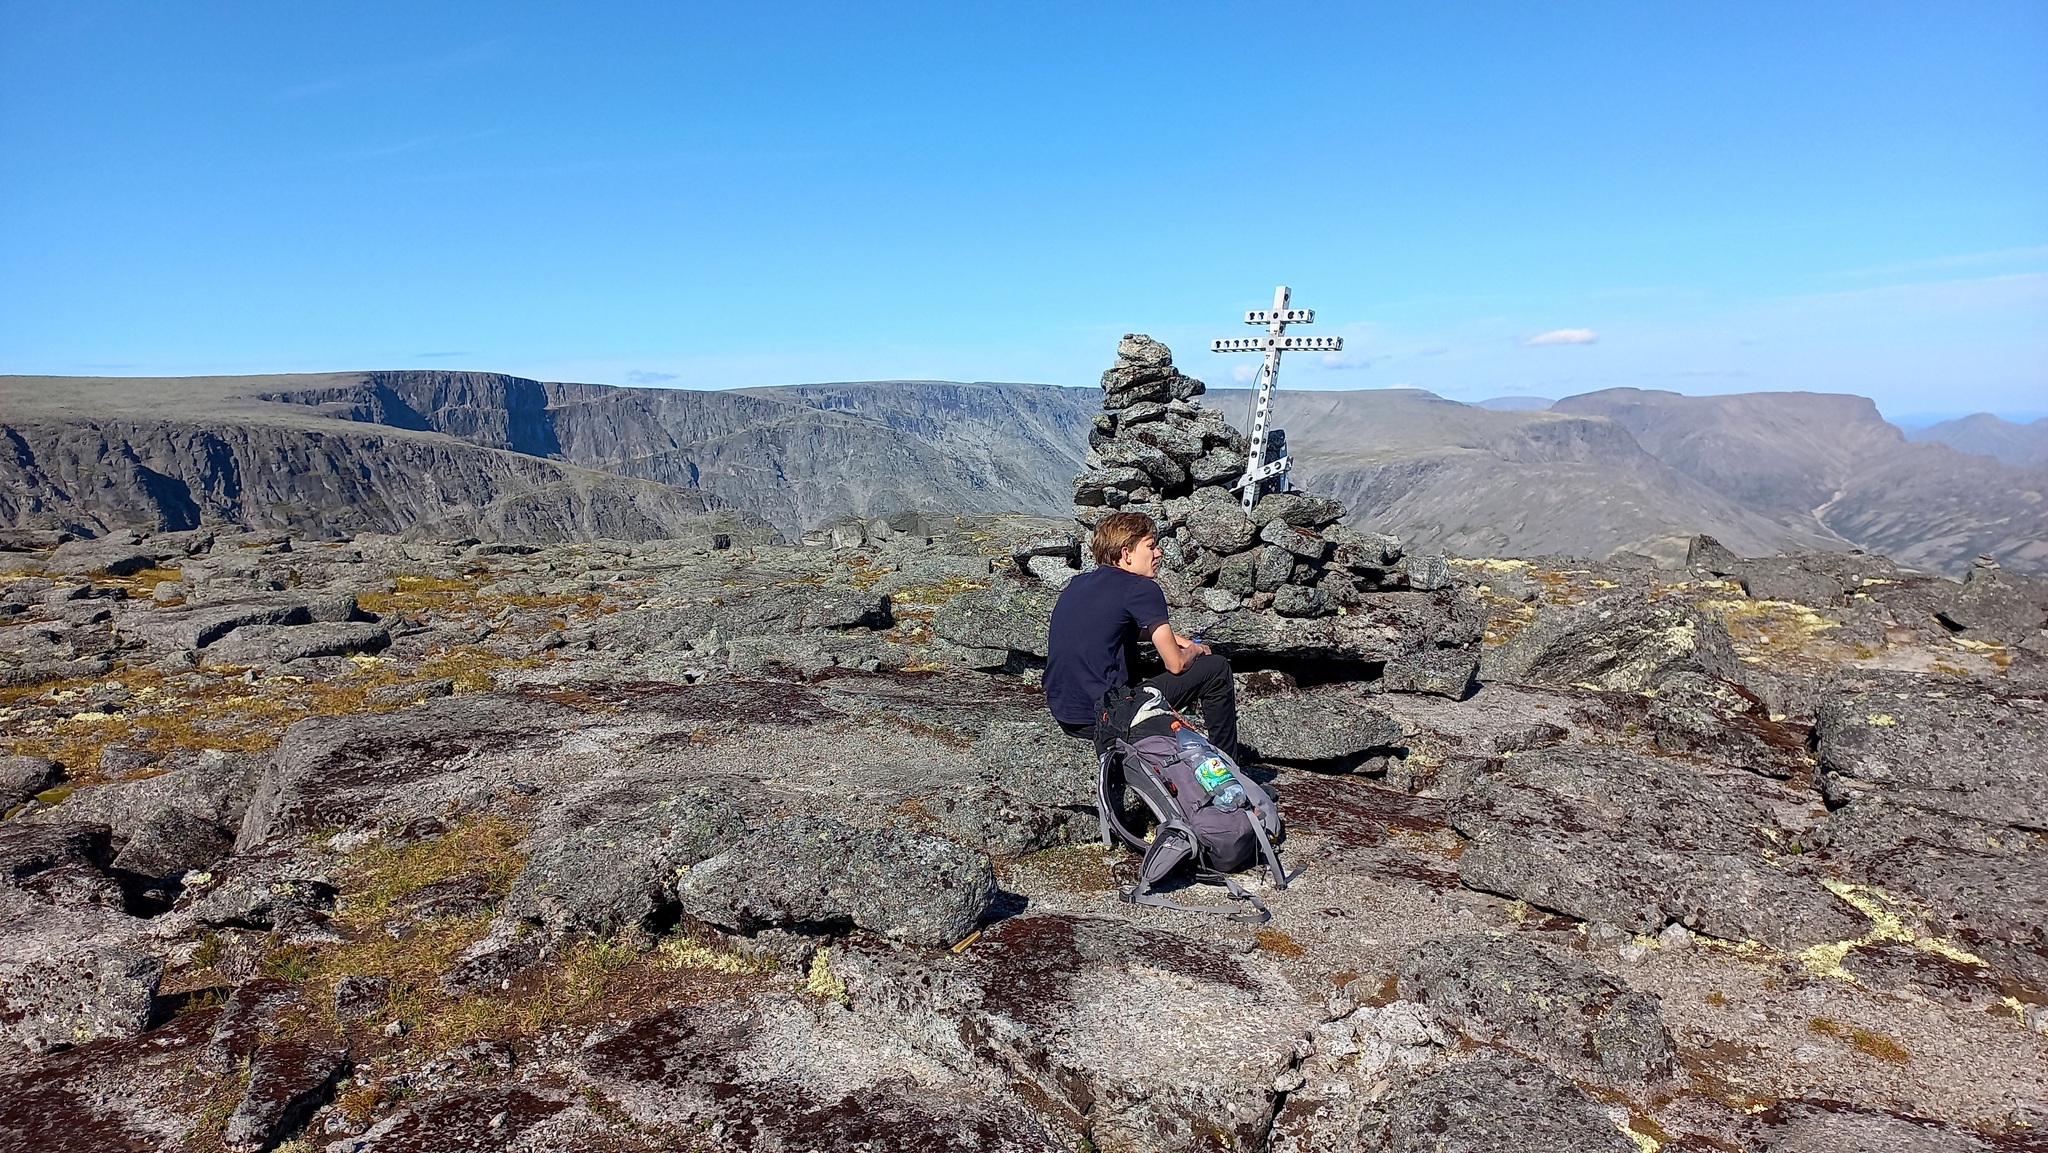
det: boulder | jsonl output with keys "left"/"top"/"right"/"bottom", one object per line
{"left": 1184, "top": 501, "right": 1259, "bottom": 554}
{"left": 47, "top": 536, "right": 164, "bottom": 578}
{"left": 1380, "top": 648, "right": 1478, "bottom": 699}
{"left": 930, "top": 580, "right": 1059, "bottom": 657}
{"left": 1760, "top": 1100, "right": 2009, "bottom": 1153}
{"left": 1327, "top": 526, "right": 1404, "bottom": 572}
{"left": 673, "top": 817, "right": 996, "bottom": 947}
{"left": 1204, "top": 590, "right": 1485, "bottom": 663}
{"left": 1821, "top": 796, "right": 2048, "bottom": 990}
{"left": 1253, "top": 545, "right": 1295, "bottom": 592}
{"left": 0, "top": 755, "right": 62, "bottom": 807}
{"left": 1259, "top": 519, "right": 1328, "bottom": 559}
{"left": 1451, "top": 747, "right": 1864, "bottom": 950}
{"left": 1648, "top": 672, "right": 1807, "bottom": 779}
{"left": 198, "top": 979, "right": 299, "bottom": 1074}
{"left": 503, "top": 787, "right": 744, "bottom": 937}
{"left": 1480, "top": 594, "right": 1743, "bottom": 692}
{"left": 1250, "top": 492, "right": 1346, "bottom": 529}
{"left": 1936, "top": 558, "right": 2048, "bottom": 644}
{"left": 1398, "top": 934, "right": 1679, "bottom": 1083}
{"left": 1238, "top": 685, "right": 1405, "bottom": 761}
{"left": 1272, "top": 583, "right": 1333, "bottom": 618}
{"left": 175, "top": 852, "right": 338, "bottom": 932}
{"left": 1073, "top": 466, "right": 1149, "bottom": 507}
{"left": 0, "top": 942, "right": 163, "bottom": 1053}
{"left": 117, "top": 597, "right": 316, "bottom": 651}
{"left": 1812, "top": 670, "right": 2046, "bottom": 828}
{"left": 222, "top": 1041, "right": 349, "bottom": 1153}
{"left": 109, "top": 806, "right": 235, "bottom": 878}
{"left": 1092, "top": 438, "right": 1188, "bottom": 488}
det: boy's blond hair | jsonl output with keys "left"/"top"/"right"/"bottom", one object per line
{"left": 1090, "top": 511, "right": 1158, "bottom": 568}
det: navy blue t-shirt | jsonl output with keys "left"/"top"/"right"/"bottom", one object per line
{"left": 1044, "top": 566, "right": 1172, "bottom": 724}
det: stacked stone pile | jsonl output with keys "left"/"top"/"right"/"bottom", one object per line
{"left": 1068, "top": 334, "right": 1453, "bottom": 619}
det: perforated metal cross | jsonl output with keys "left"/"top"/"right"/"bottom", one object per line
{"left": 1211, "top": 286, "right": 1341, "bottom": 510}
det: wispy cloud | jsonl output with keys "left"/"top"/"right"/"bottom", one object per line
{"left": 1318, "top": 352, "right": 1383, "bottom": 371}
{"left": 1419, "top": 346, "right": 1451, "bottom": 357}
{"left": 1828, "top": 245, "right": 2048, "bottom": 281}
{"left": 627, "top": 370, "right": 680, "bottom": 384}
{"left": 1523, "top": 328, "right": 1597, "bottom": 346}
{"left": 1231, "top": 364, "right": 1258, "bottom": 383}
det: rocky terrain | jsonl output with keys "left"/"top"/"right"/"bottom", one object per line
{"left": 1, "top": 344, "right": 2045, "bottom": 1152}
{"left": 6, "top": 370, "right": 2046, "bottom": 576}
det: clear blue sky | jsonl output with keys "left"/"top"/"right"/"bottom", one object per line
{"left": 3, "top": 2, "right": 2044, "bottom": 420}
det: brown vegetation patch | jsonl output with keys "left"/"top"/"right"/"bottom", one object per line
{"left": 1808, "top": 1016, "right": 1910, "bottom": 1063}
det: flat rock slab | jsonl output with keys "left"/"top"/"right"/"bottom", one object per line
{"left": 1451, "top": 746, "right": 1864, "bottom": 950}
{"left": 575, "top": 995, "right": 1076, "bottom": 1151}
{"left": 200, "top": 620, "right": 390, "bottom": 666}
{"left": 234, "top": 692, "right": 591, "bottom": 850}
{"left": 674, "top": 816, "right": 996, "bottom": 947}
{"left": 0, "top": 1006, "right": 220, "bottom": 1151}
{"left": 1398, "top": 934, "right": 1678, "bottom": 1084}
{"left": 1759, "top": 1100, "right": 2017, "bottom": 1153}
{"left": 333, "top": 1084, "right": 584, "bottom": 1152}
{"left": 837, "top": 912, "right": 1324, "bottom": 1153}
{"left": 1813, "top": 670, "right": 2047, "bottom": 830}
{"left": 1821, "top": 796, "right": 2048, "bottom": 991}
{"left": 1273, "top": 1051, "right": 1636, "bottom": 1153}
{"left": 0, "top": 940, "right": 163, "bottom": 1054}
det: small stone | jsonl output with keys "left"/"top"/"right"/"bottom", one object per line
{"left": 1617, "top": 941, "right": 1652, "bottom": 965}
{"left": 383, "top": 1019, "right": 408, "bottom": 1038}
{"left": 490, "top": 1110, "right": 509, "bottom": 1129}
{"left": 1657, "top": 923, "right": 1693, "bottom": 953}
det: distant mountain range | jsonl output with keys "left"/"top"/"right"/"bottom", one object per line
{"left": 2, "top": 370, "right": 2042, "bottom": 575}
{"left": 1905, "top": 413, "right": 2048, "bottom": 469}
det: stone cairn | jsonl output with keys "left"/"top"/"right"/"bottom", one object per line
{"left": 1061, "top": 334, "right": 1450, "bottom": 618}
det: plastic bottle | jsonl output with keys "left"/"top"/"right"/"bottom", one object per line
{"left": 1174, "top": 724, "right": 1245, "bottom": 811}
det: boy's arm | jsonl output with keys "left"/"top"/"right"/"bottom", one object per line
{"left": 1149, "top": 622, "right": 1210, "bottom": 674}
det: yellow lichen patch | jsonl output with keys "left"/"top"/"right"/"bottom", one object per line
{"left": 1700, "top": 597, "right": 1843, "bottom": 659}
{"left": 655, "top": 934, "right": 777, "bottom": 976}
{"left": 1618, "top": 1112, "right": 1669, "bottom": 1153}
{"left": 1797, "top": 880, "right": 1986, "bottom": 980}
{"left": 97, "top": 566, "right": 184, "bottom": 595}
{"left": 1864, "top": 713, "right": 1897, "bottom": 727}
{"left": 802, "top": 949, "right": 848, "bottom": 1003}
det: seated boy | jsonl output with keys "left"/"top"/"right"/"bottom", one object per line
{"left": 1043, "top": 511, "right": 1240, "bottom": 760}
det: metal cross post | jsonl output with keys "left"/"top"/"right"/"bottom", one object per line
{"left": 1211, "top": 286, "right": 1342, "bottom": 511}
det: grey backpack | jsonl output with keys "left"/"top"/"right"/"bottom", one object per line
{"left": 1093, "top": 685, "right": 1294, "bottom": 922}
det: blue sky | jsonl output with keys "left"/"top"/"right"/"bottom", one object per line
{"left": 2, "top": 2, "right": 2043, "bottom": 421}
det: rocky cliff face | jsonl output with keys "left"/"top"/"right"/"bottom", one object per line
{"left": 0, "top": 414, "right": 756, "bottom": 545}
{"left": 4, "top": 371, "right": 2043, "bottom": 574}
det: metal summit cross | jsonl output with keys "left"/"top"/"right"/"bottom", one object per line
{"left": 1211, "top": 286, "right": 1341, "bottom": 510}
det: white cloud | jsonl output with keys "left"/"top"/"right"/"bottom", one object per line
{"left": 1231, "top": 364, "right": 1258, "bottom": 383}
{"left": 1523, "top": 328, "right": 1598, "bottom": 346}
{"left": 627, "top": 370, "right": 680, "bottom": 384}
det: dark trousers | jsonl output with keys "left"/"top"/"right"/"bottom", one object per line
{"left": 1059, "top": 653, "right": 1241, "bottom": 763}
